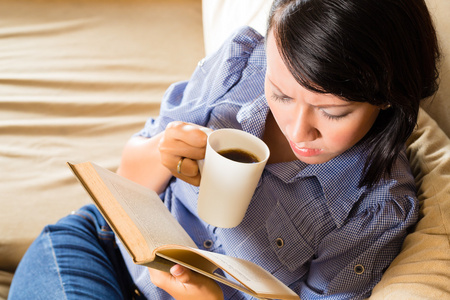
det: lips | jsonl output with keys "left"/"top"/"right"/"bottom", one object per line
{"left": 289, "top": 141, "right": 323, "bottom": 157}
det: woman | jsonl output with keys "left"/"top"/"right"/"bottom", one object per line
{"left": 9, "top": 0, "right": 440, "bottom": 299}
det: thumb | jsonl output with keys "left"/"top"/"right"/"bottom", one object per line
{"left": 170, "top": 264, "right": 192, "bottom": 284}
{"left": 169, "top": 264, "right": 224, "bottom": 300}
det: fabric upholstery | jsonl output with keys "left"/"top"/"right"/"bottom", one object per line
{"left": 0, "top": 0, "right": 204, "bottom": 298}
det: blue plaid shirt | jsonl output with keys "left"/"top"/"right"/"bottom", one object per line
{"left": 120, "top": 27, "right": 418, "bottom": 299}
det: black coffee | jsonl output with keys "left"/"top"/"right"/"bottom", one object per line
{"left": 217, "top": 148, "right": 259, "bottom": 163}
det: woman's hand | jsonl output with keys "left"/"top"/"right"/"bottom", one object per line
{"left": 158, "top": 121, "right": 212, "bottom": 186}
{"left": 149, "top": 265, "right": 224, "bottom": 300}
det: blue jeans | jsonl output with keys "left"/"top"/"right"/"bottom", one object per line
{"left": 8, "top": 205, "right": 146, "bottom": 300}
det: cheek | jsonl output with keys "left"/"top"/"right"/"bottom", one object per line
{"left": 267, "top": 102, "right": 290, "bottom": 132}
{"left": 322, "top": 121, "right": 370, "bottom": 151}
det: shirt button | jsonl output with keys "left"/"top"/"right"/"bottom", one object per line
{"left": 203, "top": 239, "right": 213, "bottom": 249}
{"left": 275, "top": 238, "right": 284, "bottom": 248}
{"left": 354, "top": 264, "right": 365, "bottom": 275}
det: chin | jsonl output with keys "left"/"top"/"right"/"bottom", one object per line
{"left": 296, "top": 154, "right": 335, "bottom": 165}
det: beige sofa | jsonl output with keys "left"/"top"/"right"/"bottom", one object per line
{"left": 0, "top": 0, "right": 448, "bottom": 299}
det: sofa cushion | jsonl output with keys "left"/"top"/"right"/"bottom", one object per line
{"left": 0, "top": 0, "right": 204, "bottom": 299}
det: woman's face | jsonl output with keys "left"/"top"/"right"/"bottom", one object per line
{"left": 265, "top": 31, "right": 381, "bottom": 164}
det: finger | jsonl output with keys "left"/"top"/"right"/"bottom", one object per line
{"left": 175, "top": 157, "right": 200, "bottom": 177}
{"left": 149, "top": 266, "right": 224, "bottom": 300}
{"left": 174, "top": 168, "right": 202, "bottom": 186}
{"left": 148, "top": 268, "right": 175, "bottom": 289}
{"left": 159, "top": 125, "right": 208, "bottom": 162}
{"left": 170, "top": 265, "right": 224, "bottom": 299}
{"left": 165, "top": 121, "right": 210, "bottom": 148}
{"left": 170, "top": 264, "right": 190, "bottom": 284}
{"left": 159, "top": 122, "right": 211, "bottom": 186}
{"left": 159, "top": 136, "right": 206, "bottom": 161}
{"left": 170, "top": 265, "right": 213, "bottom": 286}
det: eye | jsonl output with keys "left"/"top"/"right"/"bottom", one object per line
{"left": 270, "top": 94, "right": 293, "bottom": 103}
{"left": 320, "top": 109, "right": 349, "bottom": 121}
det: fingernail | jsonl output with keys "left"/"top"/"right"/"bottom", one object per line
{"left": 170, "top": 264, "right": 184, "bottom": 277}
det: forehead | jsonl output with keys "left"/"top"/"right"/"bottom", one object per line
{"left": 265, "top": 31, "right": 282, "bottom": 67}
{"left": 265, "top": 30, "right": 294, "bottom": 81}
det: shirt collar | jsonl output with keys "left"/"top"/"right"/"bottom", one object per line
{"left": 301, "top": 144, "right": 368, "bottom": 227}
{"left": 266, "top": 142, "right": 368, "bottom": 228}
{"left": 236, "top": 86, "right": 269, "bottom": 139}
{"left": 236, "top": 38, "right": 268, "bottom": 139}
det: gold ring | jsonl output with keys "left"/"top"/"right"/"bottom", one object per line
{"left": 176, "top": 157, "right": 185, "bottom": 174}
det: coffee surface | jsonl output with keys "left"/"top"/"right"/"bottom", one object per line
{"left": 217, "top": 148, "right": 259, "bottom": 163}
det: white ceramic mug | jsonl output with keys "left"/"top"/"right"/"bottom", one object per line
{"left": 197, "top": 128, "right": 270, "bottom": 228}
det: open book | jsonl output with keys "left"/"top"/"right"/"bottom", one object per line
{"left": 68, "top": 161, "right": 300, "bottom": 300}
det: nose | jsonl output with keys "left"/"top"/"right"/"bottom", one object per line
{"left": 288, "top": 107, "right": 319, "bottom": 143}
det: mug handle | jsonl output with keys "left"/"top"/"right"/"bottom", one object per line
{"left": 197, "top": 127, "right": 214, "bottom": 174}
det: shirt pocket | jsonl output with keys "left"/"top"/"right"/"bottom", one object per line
{"left": 266, "top": 201, "right": 315, "bottom": 272}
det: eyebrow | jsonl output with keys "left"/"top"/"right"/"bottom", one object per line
{"left": 268, "top": 78, "right": 294, "bottom": 99}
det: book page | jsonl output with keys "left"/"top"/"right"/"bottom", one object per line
{"left": 195, "top": 249, "right": 299, "bottom": 299}
{"left": 90, "top": 163, "right": 198, "bottom": 253}
{"left": 156, "top": 247, "right": 300, "bottom": 300}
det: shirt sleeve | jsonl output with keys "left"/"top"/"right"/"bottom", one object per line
{"left": 135, "top": 26, "right": 264, "bottom": 138}
{"left": 299, "top": 194, "right": 419, "bottom": 299}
